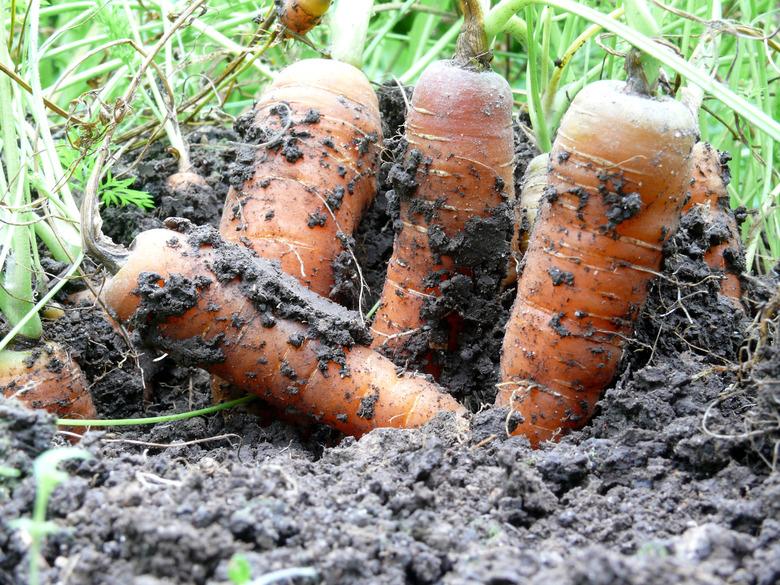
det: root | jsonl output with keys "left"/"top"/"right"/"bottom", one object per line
{"left": 702, "top": 287, "right": 780, "bottom": 470}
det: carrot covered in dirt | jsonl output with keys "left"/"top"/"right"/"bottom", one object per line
{"left": 220, "top": 18, "right": 382, "bottom": 298}
{"left": 277, "top": 0, "right": 332, "bottom": 36}
{"left": 1, "top": 344, "right": 96, "bottom": 422}
{"left": 497, "top": 52, "right": 698, "bottom": 446}
{"left": 85, "top": 217, "right": 463, "bottom": 436}
{"left": 370, "top": 0, "right": 515, "bottom": 358}
{"left": 682, "top": 142, "right": 743, "bottom": 303}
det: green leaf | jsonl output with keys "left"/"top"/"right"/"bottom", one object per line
{"left": 0, "top": 465, "right": 21, "bottom": 478}
{"left": 34, "top": 447, "right": 92, "bottom": 490}
{"left": 99, "top": 172, "right": 156, "bottom": 210}
{"left": 227, "top": 553, "right": 252, "bottom": 585}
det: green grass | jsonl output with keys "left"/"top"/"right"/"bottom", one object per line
{"left": 0, "top": 0, "right": 778, "bottom": 345}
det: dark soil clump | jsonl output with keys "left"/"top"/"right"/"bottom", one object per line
{"left": 102, "top": 126, "right": 236, "bottom": 246}
{"left": 335, "top": 82, "right": 414, "bottom": 311}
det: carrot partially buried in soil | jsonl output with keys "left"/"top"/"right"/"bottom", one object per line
{"left": 370, "top": 0, "right": 515, "bottom": 358}
{"left": 89, "top": 219, "right": 464, "bottom": 436}
{"left": 0, "top": 343, "right": 96, "bottom": 424}
{"left": 498, "top": 60, "right": 698, "bottom": 446}
{"left": 276, "top": 0, "right": 332, "bottom": 36}
{"left": 220, "top": 58, "right": 382, "bottom": 298}
{"left": 504, "top": 152, "right": 548, "bottom": 285}
{"left": 682, "top": 142, "right": 743, "bottom": 303}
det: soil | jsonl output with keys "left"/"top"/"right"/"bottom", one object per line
{"left": 1, "top": 88, "right": 779, "bottom": 585}
{"left": 101, "top": 126, "right": 236, "bottom": 247}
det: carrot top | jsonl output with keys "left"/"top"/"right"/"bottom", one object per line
{"left": 454, "top": 0, "right": 492, "bottom": 71}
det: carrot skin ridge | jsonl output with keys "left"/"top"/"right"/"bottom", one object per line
{"left": 370, "top": 60, "right": 516, "bottom": 362}
{"left": 497, "top": 80, "right": 698, "bottom": 447}
{"left": 104, "top": 224, "right": 464, "bottom": 436}
{"left": 220, "top": 59, "right": 382, "bottom": 298}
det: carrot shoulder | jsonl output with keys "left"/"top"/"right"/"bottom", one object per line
{"left": 220, "top": 59, "right": 382, "bottom": 298}
{"left": 103, "top": 224, "right": 464, "bottom": 436}
{"left": 497, "top": 79, "right": 698, "bottom": 446}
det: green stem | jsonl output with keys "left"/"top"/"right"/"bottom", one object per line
{"left": 0, "top": 251, "right": 83, "bottom": 353}
{"left": 34, "top": 221, "right": 71, "bottom": 264}
{"left": 525, "top": 6, "right": 551, "bottom": 152}
{"left": 364, "top": 0, "right": 416, "bottom": 60}
{"left": 399, "top": 17, "right": 462, "bottom": 83}
{"left": 539, "top": 6, "right": 551, "bottom": 94}
{"left": 483, "top": 0, "right": 780, "bottom": 142}
{"left": 502, "top": 16, "right": 527, "bottom": 47}
{"left": 542, "top": 6, "right": 625, "bottom": 122}
{"left": 485, "top": 0, "right": 533, "bottom": 41}
{"left": 148, "top": 0, "right": 274, "bottom": 80}
{"left": 623, "top": 0, "right": 660, "bottom": 90}
{"left": 454, "top": 0, "right": 491, "bottom": 69}
{"left": 56, "top": 395, "right": 257, "bottom": 427}
{"left": 121, "top": 0, "right": 190, "bottom": 171}
{"left": 0, "top": 18, "right": 41, "bottom": 339}
{"left": 330, "top": 0, "right": 375, "bottom": 68}
{"left": 27, "top": 1, "right": 82, "bottom": 229}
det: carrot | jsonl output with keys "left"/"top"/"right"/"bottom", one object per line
{"left": 370, "top": 0, "right": 515, "bottom": 358}
{"left": 220, "top": 58, "right": 382, "bottom": 298}
{"left": 682, "top": 142, "right": 743, "bottom": 303}
{"left": 277, "top": 0, "right": 332, "bottom": 36}
{"left": 0, "top": 344, "right": 96, "bottom": 424}
{"left": 497, "top": 71, "right": 698, "bottom": 446}
{"left": 97, "top": 221, "right": 464, "bottom": 436}
{"left": 515, "top": 153, "right": 549, "bottom": 257}
{"left": 504, "top": 152, "right": 549, "bottom": 285}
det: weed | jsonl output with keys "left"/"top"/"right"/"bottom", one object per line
{"left": 8, "top": 447, "right": 91, "bottom": 585}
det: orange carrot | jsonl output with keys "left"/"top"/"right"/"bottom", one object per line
{"left": 0, "top": 344, "right": 96, "bottom": 424}
{"left": 219, "top": 58, "right": 382, "bottom": 298}
{"left": 277, "top": 0, "right": 332, "bottom": 36}
{"left": 682, "top": 142, "right": 743, "bottom": 303}
{"left": 497, "top": 75, "right": 698, "bottom": 446}
{"left": 370, "top": 1, "right": 515, "bottom": 358}
{"left": 99, "top": 223, "right": 464, "bottom": 436}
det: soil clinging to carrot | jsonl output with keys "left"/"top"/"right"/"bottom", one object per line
{"left": 126, "top": 221, "right": 370, "bottom": 370}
